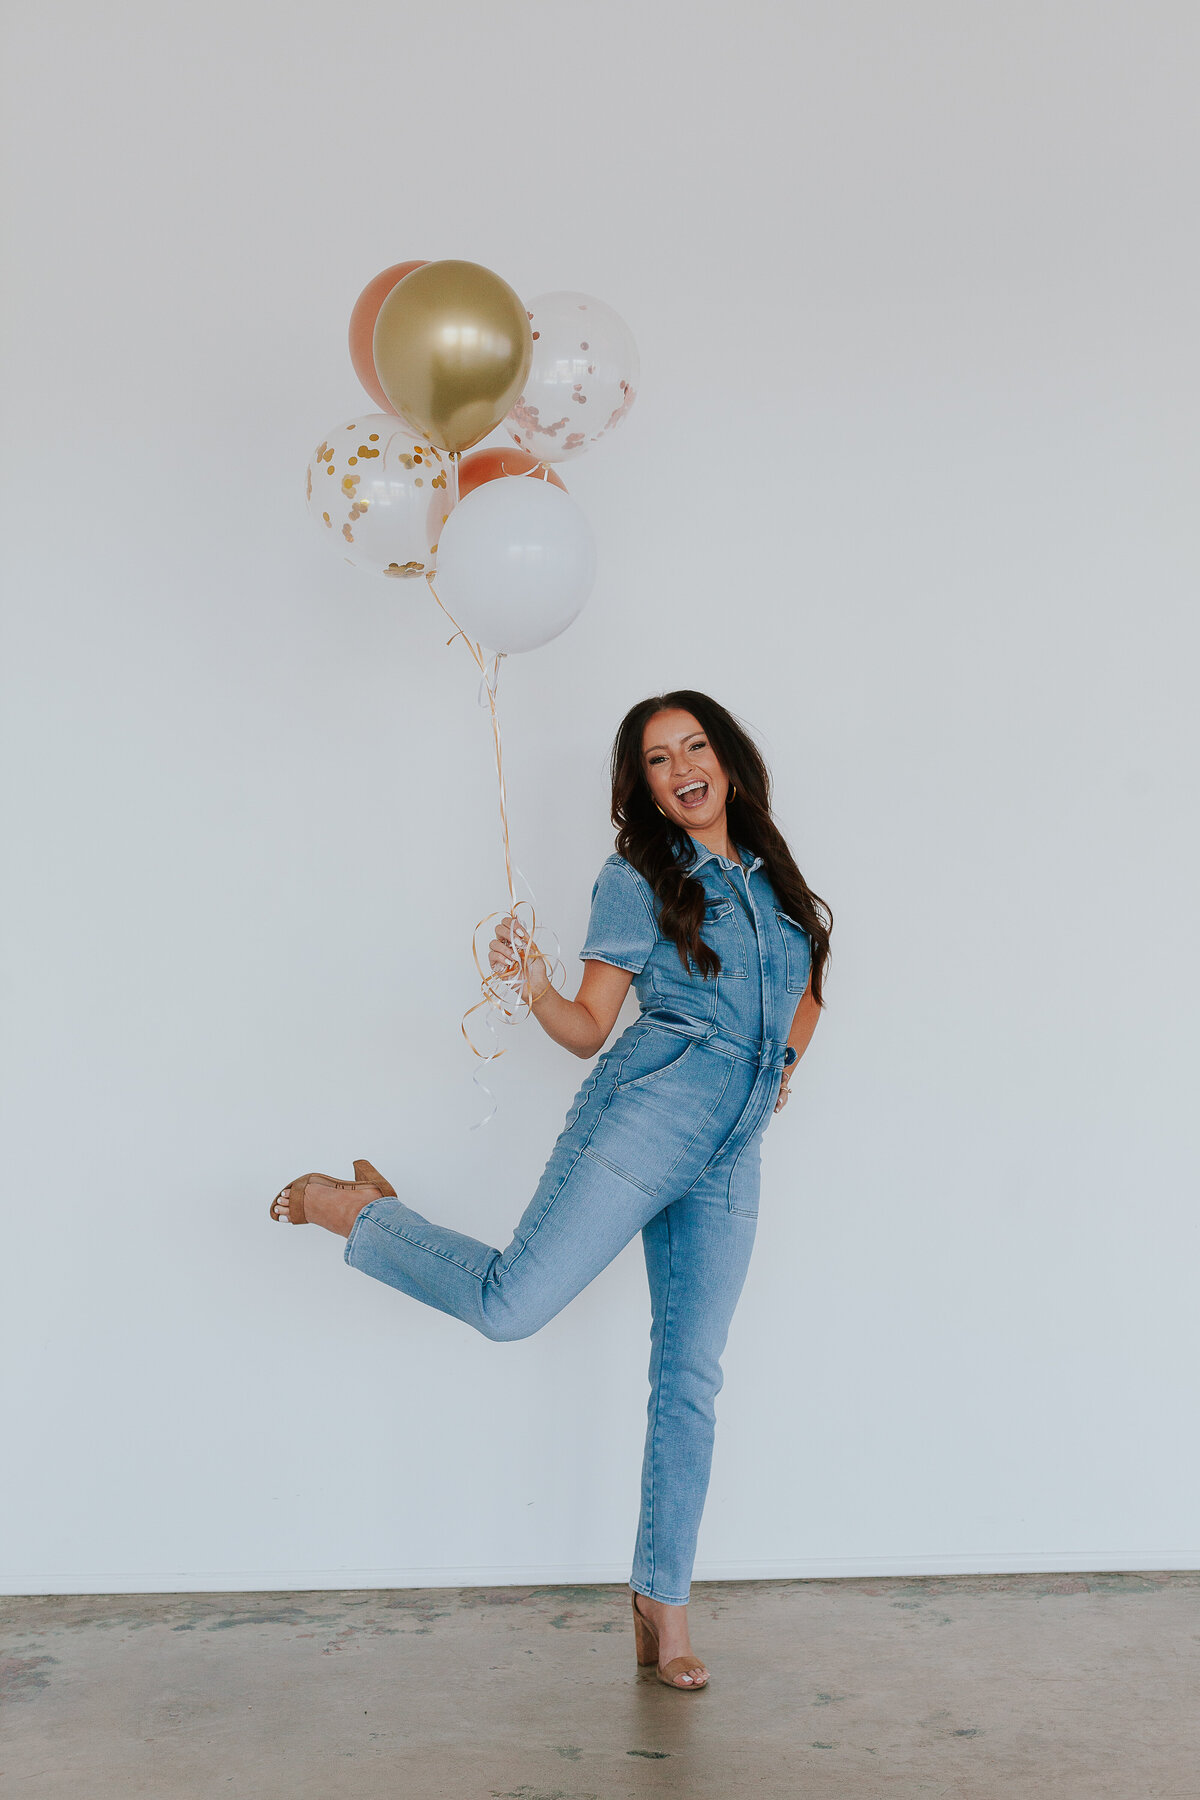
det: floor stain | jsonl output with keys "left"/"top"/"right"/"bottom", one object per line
{"left": 0, "top": 1653, "right": 58, "bottom": 1701}
{"left": 529, "top": 1586, "right": 611, "bottom": 1606}
{"left": 206, "top": 1609, "right": 322, "bottom": 1631}
{"left": 491, "top": 1790, "right": 599, "bottom": 1800}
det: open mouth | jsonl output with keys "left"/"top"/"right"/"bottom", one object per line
{"left": 674, "top": 780, "right": 708, "bottom": 810}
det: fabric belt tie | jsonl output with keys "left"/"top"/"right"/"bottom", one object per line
{"left": 646, "top": 1017, "right": 787, "bottom": 1072}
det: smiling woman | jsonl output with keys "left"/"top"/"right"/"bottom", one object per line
{"left": 271, "top": 690, "right": 831, "bottom": 1693}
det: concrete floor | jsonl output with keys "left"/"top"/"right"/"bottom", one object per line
{"left": 2, "top": 1573, "right": 1197, "bottom": 1799}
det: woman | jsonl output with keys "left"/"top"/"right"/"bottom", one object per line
{"left": 271, "top": 690, "right": 831, "bottom": 1690}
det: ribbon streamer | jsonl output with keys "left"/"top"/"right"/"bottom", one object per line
{"left": 424, "top": 557, "right": 565, "bottom": 1125}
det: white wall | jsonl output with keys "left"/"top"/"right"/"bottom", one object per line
{"left": 2, "top": 1, "right": 1198, "bottom": 1595}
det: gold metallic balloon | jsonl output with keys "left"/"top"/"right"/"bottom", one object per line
{"left": 372, "top": 259, "right": 533, "bottom": 455}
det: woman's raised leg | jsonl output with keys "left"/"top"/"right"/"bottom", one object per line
{"left": 341, "top": 1123, "right": 664, "bottom": 1342}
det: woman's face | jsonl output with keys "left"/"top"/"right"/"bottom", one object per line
{"left": 640, "top": 708, "right": 732, "bottom": 832}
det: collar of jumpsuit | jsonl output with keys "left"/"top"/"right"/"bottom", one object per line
{"left": 675, "top": 834, "right": 764, "bottom": 876}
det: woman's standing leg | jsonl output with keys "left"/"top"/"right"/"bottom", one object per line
{"left": 630, "top": 1162, "right": 760, "bottom": 1606}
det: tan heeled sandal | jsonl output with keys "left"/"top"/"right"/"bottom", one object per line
{"left": 270, "top": 1158, "right": 396, "bottom": 1224}
{"left": 631, "top": 1592, "right": 709, "bottom": 1690}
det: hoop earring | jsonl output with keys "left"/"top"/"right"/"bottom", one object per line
{"left": 654, "top": 802, "right": 669, "bottom": 817}
{"left": 728, "top": 784, "right": 737, "bottom": 803}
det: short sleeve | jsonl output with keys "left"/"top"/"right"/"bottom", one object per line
{"left": 579, "top": 856, "right": 657, "bottom": 974}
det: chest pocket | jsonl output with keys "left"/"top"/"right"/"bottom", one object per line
{"left": 774, "top": 910, "right": 812, "bottom": 994}
{"left": 691, "top": 896, "right": 748, "bottom": 979}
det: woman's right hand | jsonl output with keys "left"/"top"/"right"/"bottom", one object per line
{"left": 489, "top": 914, "right": 549, "bottom": 1005}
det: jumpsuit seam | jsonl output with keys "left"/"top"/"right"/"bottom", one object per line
{"left": 684, "top": 1056, "right": 735, "bottom": 1171}
{"left": 700, "top": 895, "right": 748, "bottom": 979}
{"left": 725, "top": 1132, "right": 760, "bottom": 1213}
{"left": 351, "top": 1211, "right": 491, "bottom": 1282}
{"left": 579, "top": 858, "right": 658, "bottom": 971}
{"left": 497, "top": 1029, "right": 646, "bottom": 1280}
{"left": 580, "top": 1150, "right": 659, "bottom": 1196}
{"left": 613, "top": 1038, "right": 695, "bottom": 1094}
{"left": 725, "top": 1076, "right": 782, "bottom": 1212}
{"left": 644, "top": 1202, "right": 675, "bottom": 1599}
{"left": 622, "top": 858, "right": 662, "bottom": 937}
{"left": 583, "top": 1052, "right": 734, "bottom": 1196}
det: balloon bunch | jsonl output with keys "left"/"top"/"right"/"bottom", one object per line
{"left": 305, "top": 258, "right": 639, "bottom": 1116}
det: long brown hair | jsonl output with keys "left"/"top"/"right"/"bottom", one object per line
{"left": 610, "top": 690, "right": 832, "bottom": 1005}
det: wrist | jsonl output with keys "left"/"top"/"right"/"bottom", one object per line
{"left": 525, "top": 958, "right": 550, "bottom": 1005}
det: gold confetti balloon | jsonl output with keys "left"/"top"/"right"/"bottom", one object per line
{"left": 304, "top": 415, "right": 451, "bottom": 579}
{"left": 505, "top": 291, "right": 639, "bottom": 464}
{"left": 372, "top": 259, "right": 533, "bottom": 454}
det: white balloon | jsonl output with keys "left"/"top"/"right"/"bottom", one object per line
{"left": 505, "top": 291, "right": 639, "bottom": 464}
{"left": 433, "top": 476, "right": 597, "bottom": 654}
{"left": 305, "top": 415, "right": 452, "bottom": 579}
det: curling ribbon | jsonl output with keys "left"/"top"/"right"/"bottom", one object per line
{"left": 424, "top": 560, "right": 565, "bottom": 1126}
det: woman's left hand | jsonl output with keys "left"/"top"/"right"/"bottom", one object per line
{"left": 490, "top": 914, "right": 548, "bottom": 1005}
{"left": 773, "top": 1073, "right": 791, "bottom": 1114}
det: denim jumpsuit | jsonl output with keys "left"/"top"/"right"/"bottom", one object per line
{"left": 345, "top": 835, "right": 813, "bottom": 1604}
